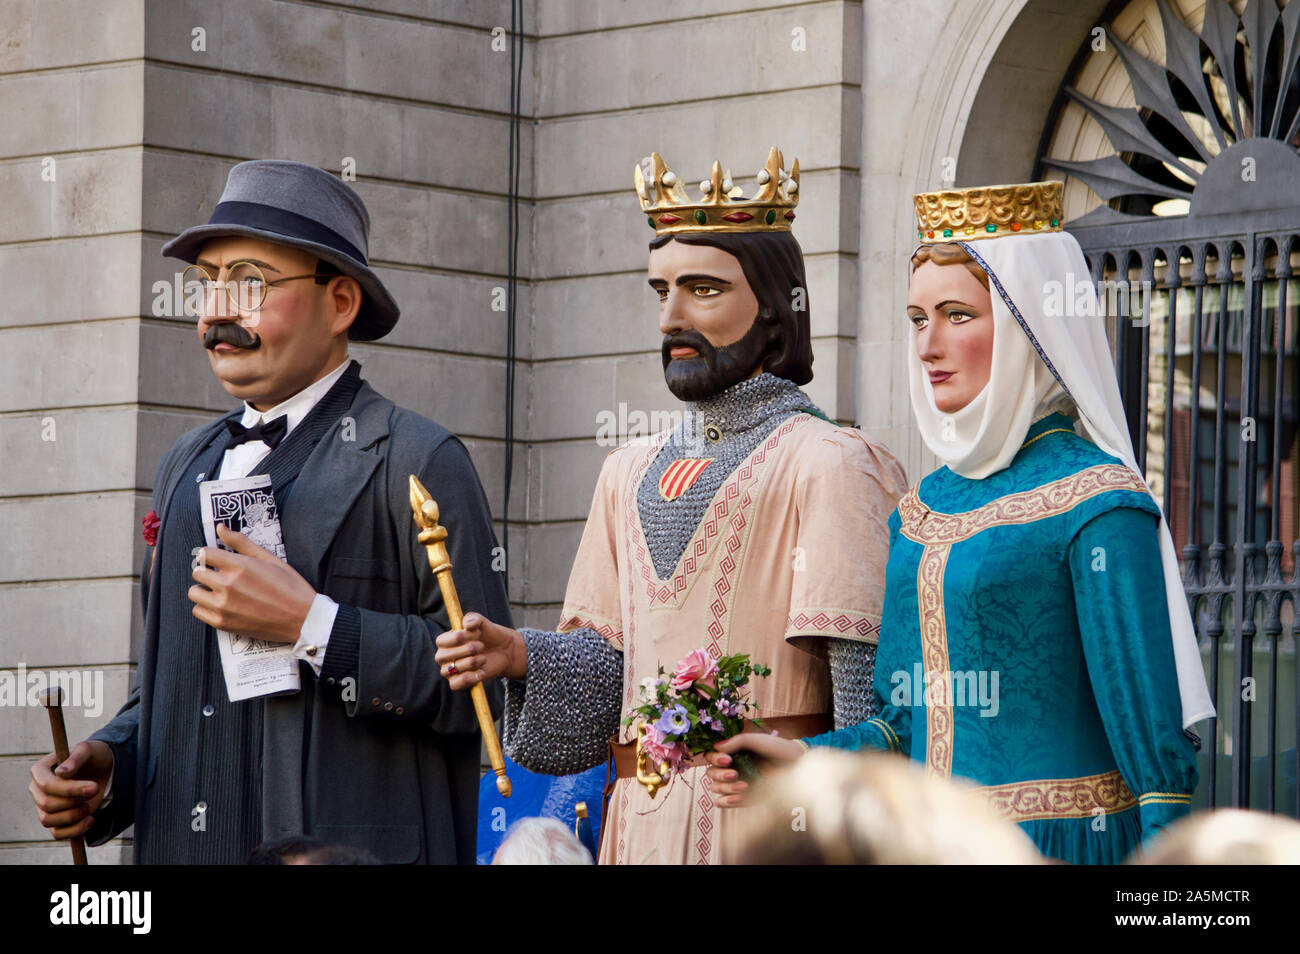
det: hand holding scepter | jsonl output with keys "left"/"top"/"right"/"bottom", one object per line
{"left": 410, "top": 475, "right": 511, "bottom": 797}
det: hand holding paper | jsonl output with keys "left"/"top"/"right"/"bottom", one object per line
{"left": 189, "top": 523, "right": 316, "bottom": 643}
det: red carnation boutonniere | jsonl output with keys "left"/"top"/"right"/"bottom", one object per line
{"left": 142, "top": 510, "right": 161, "bottom": 547}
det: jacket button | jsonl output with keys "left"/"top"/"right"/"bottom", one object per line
{"left": 202, "top": 705, "right": 214, "bottom": 717}
{"left": 326, "top": 677, "right": 335, "bottom": 685}
{"left": 372, "top": 697, "right": 382, "bottom": 706}
{"left": 395, "top": 707, "right": 404, "bottom": 715}
{"left": 383, "top": 702, "right": 393, "bottom": 711}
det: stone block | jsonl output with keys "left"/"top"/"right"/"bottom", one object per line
{"left": 143, "top": 64, "right": 272, "bottom": 160}
{"left": 535, "top": 0, "right": 796, "bottom": 35}
{"left": 536, "top": 3, "right": 853, "bottom": 116}
{"left": 348, "top": 343, "right": 507, "bottom": 440}
{"left": 0, "top": 491, "right": 145, "bottom": 583}
{"left": 51, "top": 152, "right": 144, "bottom": 239}
{"left": 534, "top": 439, "right": 608, "bottom": 523}
{"left": 0, "top": 408, "right": 137, "bottom": 497}
{"left": 2, "top": 234, "right": 141, "bottom": 327}
{"left": 527, "top": 355, "right": 616, "bottom": 442}
{"left": 520, "top": 519, "right": 584, "bottom": 605}
{"left": 0, "top": 319, "right": 140, "bottom": 413}
{"left": 270, "top": 83, "right": 404, "bottom": 182}
{"left": 373, "top": 265, "right": 529, "bottom": 359}
{"left": 0, "top": 71, "right": 78, "bottom": 158}
{"left": 0, "top": 581, "right": 137, "bottom": 669}
{"left": 78, "top": 63, "right": 144, "bottom": 150}
{"left": 533, "top": 86, "right": 855, "bottom": 198}
{"left": 0, "top": 0, "right": 144, "bottom": 73}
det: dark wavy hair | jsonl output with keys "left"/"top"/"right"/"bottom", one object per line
{"left": 648, "top": 230, "right": 814, "bottom": 385}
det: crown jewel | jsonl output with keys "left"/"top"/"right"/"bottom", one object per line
{"left": 635, "top": 146, "right": 800, "bottom": 235}
{"left": 913, "top": 181, "right": 1064, "bottom": 243}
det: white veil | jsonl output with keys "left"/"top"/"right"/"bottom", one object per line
{"left": 907, "top": 230, "right": 1214, "bottom": 731}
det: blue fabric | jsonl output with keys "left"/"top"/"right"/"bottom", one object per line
{"left": 805, "top": 413, "right": 1199, "bottom": 864}
{"left": 476, "top": 756, "right": 607, "bottom": 865}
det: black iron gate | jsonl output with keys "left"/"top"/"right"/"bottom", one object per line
{"left": 1037, "top": 0, "right": 1300, "bottom": 815}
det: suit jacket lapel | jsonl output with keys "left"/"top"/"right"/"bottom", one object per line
{"left": 276, "top": 378, "right": 390, "bottom": 590}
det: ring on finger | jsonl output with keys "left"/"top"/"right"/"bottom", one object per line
{"left": 447, "top": 663, "right": 458, "bottom": 676}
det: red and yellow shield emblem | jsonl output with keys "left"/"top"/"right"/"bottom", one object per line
{"left": 658, "top": 458, "right": 712, "bottom": 501}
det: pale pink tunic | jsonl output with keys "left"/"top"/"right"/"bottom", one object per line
{"left": 557, "top": 412, "right": 907, "bottom": 864}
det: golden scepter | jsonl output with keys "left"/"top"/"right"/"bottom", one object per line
{"left": 409, "top": 475, "right": 511, "bottom": 797}
{"left": 39, "top": 687, "right": 88, "bottom": 865}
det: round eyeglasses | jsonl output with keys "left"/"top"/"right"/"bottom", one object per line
{"left": 181, "top": 261, "right": 330, "bottom": 325}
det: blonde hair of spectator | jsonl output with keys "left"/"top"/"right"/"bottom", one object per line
{"left": 1131, "top": 808, "right": 1300, "bottom": 865}
{"left": 734, "top": 749, "right": 1046, "bottom": 865}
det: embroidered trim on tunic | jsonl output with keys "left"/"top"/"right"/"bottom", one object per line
{"left": 558, "top": 610, "right": 623, "bottom": 650}
{"left": 785, "top": 608, "right": 882, "bottom": 641}
{"left": 977, "top": 769, "right": 1137, "bottom": 821}
{"left": 898, "top": 463, "right": 1149, "bottom": 546}
{"left": 901, "top": 463, "right": 1151, "bottom": 780}
{"left": 918, "top": 543, "right": 955, "bottom": 778}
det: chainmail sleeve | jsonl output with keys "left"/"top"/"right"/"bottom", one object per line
{"left": 502, "top": 627, "right": 624, "bottom": 775}
{"left": 828, "top": 639, "right": 878, "bottom": 729}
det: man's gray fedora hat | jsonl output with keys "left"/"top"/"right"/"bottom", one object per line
{"left": 162, "top": 159, "right": 399, "bottom": 341}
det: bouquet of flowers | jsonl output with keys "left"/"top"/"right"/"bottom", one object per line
{"left": 623, "top": 648, "right": 772, "bottom": 786}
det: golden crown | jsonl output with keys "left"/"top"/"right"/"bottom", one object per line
{"left": 913, "top": 181, "right": 1063, "bottom": 243}
{"left": 635, "top": 146, "right": 800, "bottom": 235}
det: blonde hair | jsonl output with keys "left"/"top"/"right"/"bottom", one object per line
{"left": 1132, "top": 808, "right": 1300, "bottom": 865}
{"left": 910, "top": 242, "right": 990, "bottom": 290}
{"left": 734, "top": 749, "right": 1045, "bottom": 865}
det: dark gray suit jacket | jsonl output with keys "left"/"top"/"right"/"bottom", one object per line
{"left": 88, "top": 372, "right": 508, "bottom": 864}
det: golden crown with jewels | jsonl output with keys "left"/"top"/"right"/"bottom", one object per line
{"left": 913, "top": 181, "right": 1064, "bottom": 244}
{"left": 635, "top": 146, "right": 800, "bottom": 235}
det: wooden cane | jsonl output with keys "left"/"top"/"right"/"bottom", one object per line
{"left": 39, "top": 687, "right": 88, "bottom": 865}
{"left": 409, "top": 475, "right": 512, "bottom": 797}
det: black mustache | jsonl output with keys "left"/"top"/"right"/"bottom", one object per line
{"left": 662, "top": 331, "right": 717, "bottom": 370}
{"left": 203, "top": 322, "right": 261, "bottom": 350}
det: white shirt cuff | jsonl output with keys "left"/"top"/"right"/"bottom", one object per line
{"left": 293, "top": 593, "right": 339, "bottom": 677}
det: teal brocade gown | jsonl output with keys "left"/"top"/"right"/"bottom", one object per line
{"left": 804, "top": 413, "right": 1198, "bottom": 864}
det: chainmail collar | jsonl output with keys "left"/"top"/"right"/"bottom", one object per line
{"left": 676, "top": 372, "right": 820, "bottom": 454}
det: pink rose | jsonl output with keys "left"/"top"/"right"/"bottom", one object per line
{"left": 641, "top": 723, "right": 685, "bottom": 770}
{"left": 670, "top": 649, "right": 719, "bottom": 692}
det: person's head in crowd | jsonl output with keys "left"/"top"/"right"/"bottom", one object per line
{"left": 734, "top": 749, "right": 1045, "bottom": 864}
{"left": 491, "top": 817, "right": 594, "bottom": 865}
{"left": 248, "top": 834, "right": 382, "bottom": 865}
{"left": 1131, "top": 808, "right": 1300, "bottom": 865}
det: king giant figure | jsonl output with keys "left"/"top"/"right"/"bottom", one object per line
{"left": 437, "top": 148, "right": 906, "bottom": 864}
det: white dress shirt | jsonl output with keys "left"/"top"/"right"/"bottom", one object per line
{"left": 216, "top": 358, "right": 350, "bottom": 676}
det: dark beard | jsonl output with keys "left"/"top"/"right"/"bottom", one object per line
{"left": 203, "top": 322, "right": 261, "bottom": 350}
{"left": 662, "top": 317, "right": 772, "bottom": 401}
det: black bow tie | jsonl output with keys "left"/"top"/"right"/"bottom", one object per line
{"left": 225, "top": 415, "right": 288, "bottom": 450}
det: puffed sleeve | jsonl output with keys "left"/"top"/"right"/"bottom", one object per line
{"left": 1069, "top": 504, "right": 1199, "bottom": 844}
{"left": 785, "top": 428, "right": 907, "bottom": 650}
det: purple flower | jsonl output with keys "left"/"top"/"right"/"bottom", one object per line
{"left": 655, "top": 704, "right": 690, "bottom": 737}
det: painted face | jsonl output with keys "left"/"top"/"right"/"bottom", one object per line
{"left": 192, "top": 236, "right": 361, "bottom": 410}
{"left": 647, "top": 239, "right": 767, "bottom": 401}
{"left": 906, "top": 259, "right": 995, "bottom": 413}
